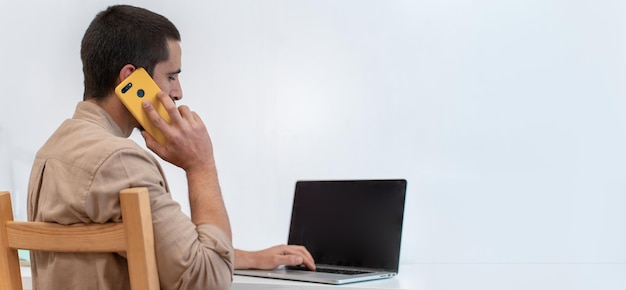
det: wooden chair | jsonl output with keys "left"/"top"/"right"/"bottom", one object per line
{"left": 0, "top": 188, "right": 160, "bottom": 290}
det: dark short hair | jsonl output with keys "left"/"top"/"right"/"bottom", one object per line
{"left": 81, "top": 5, "right": 181, "bottom": 100}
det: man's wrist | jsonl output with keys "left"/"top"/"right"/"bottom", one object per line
{"left": 235, "top": 249, "right": 254, "bottom": 270}
{"left": 185, "top": 160, "right": 217, "bottom": 181}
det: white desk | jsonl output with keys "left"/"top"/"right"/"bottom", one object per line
{"left": 231, "top": 263, "right": 626, "bottom": 290}
{"left": 22, "top": 263, "right": 626, "bottom": 290}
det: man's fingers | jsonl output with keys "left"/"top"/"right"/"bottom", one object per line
{"left": 177, "top": 105, "right": 194, "bottom": 121}
{"left": 291, "top": 247, "right": 315, "bottom": 270}
{"left": 156, "top": 91, "right": 181, "bottom": 122}
{"left": 284, "top": 246, "right": 315, "bottom": 269}
{"left": 276, "top": 255, "right": 303, "bottom": 266}
{"left": 301, "top": 255, "right": 316, "bottom": 270}
{"left": 277, "top": 245, "right": 316, "bottom": 270}
{"left": 156, "top": 91, "right": 176, "bottom": 109}
{"left": 280, "top": 254, "right": 314, "bottom": 270}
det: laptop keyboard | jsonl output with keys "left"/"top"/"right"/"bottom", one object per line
{"left": 287, "top": 265, "right": 371, "bottom": 275}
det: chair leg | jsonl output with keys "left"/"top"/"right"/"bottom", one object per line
{"left": 120, "top": 188, "right": 160, "bottom": 290}
{"left": 1, "top": 192, "right": 24, "bottom": 290}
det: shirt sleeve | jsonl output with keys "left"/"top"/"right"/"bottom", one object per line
{"left": 86, "top": 146, "right": 234, "bottom": 290}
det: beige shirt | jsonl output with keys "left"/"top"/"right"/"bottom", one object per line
{"left": 27, "top": 101, "right": 233, "bottom": 290}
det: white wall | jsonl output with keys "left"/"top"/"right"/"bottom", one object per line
{"left": 1, "top": 0, "right": 625, "bottom": 265}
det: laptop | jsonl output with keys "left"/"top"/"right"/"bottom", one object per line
{"left": 234, "top": 179, "right": 407, "bottom": 284}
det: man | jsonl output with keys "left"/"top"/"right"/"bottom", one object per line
{"left": 27, "top": 5, "right": 313, "bottom": 290}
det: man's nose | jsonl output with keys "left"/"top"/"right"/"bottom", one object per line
{"left": 171, "top": 85, "right": 182, "bottom": 101}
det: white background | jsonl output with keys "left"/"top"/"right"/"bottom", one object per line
{"left": 1, "top": 0, "right": 626, "bottom": 265}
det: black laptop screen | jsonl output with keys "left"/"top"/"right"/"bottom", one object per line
{"left": 287, "top": 179, "right": 407, "bottom": 272}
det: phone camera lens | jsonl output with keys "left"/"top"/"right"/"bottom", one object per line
{"left": 137, "top": 89, "right": 145, "bottom": 98}
{"left": 121, "top": 82, "right": 132, "bottom": 94}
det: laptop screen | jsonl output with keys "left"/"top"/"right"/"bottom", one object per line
{"left": 287, "top": 179, "right": 407, "bottom": 272}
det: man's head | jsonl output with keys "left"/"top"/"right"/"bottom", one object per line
{"left": 81, "top": 5, "right": 181, "bottom": 100}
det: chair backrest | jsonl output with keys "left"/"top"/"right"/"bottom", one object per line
{"left": 0, "top": 187, "right": 160, "bottom": 290}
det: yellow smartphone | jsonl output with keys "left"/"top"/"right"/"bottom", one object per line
{"left": 115, "top": 67, "right": 171, "bottom": 145}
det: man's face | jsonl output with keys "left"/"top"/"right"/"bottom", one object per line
{"left": 152, "top": 39, "right": 183, "bottom": 101}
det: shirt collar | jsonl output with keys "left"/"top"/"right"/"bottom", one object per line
{"left": 72, "top": 101, "right": 127, "bottom": 138}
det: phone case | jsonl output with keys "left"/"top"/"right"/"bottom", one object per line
{"left": 115, "top": 67, "right": 171, "bottom": 145}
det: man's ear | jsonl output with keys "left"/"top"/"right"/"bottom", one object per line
{"left": 117, "top": 64, "right": 136, "bottom": 83}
